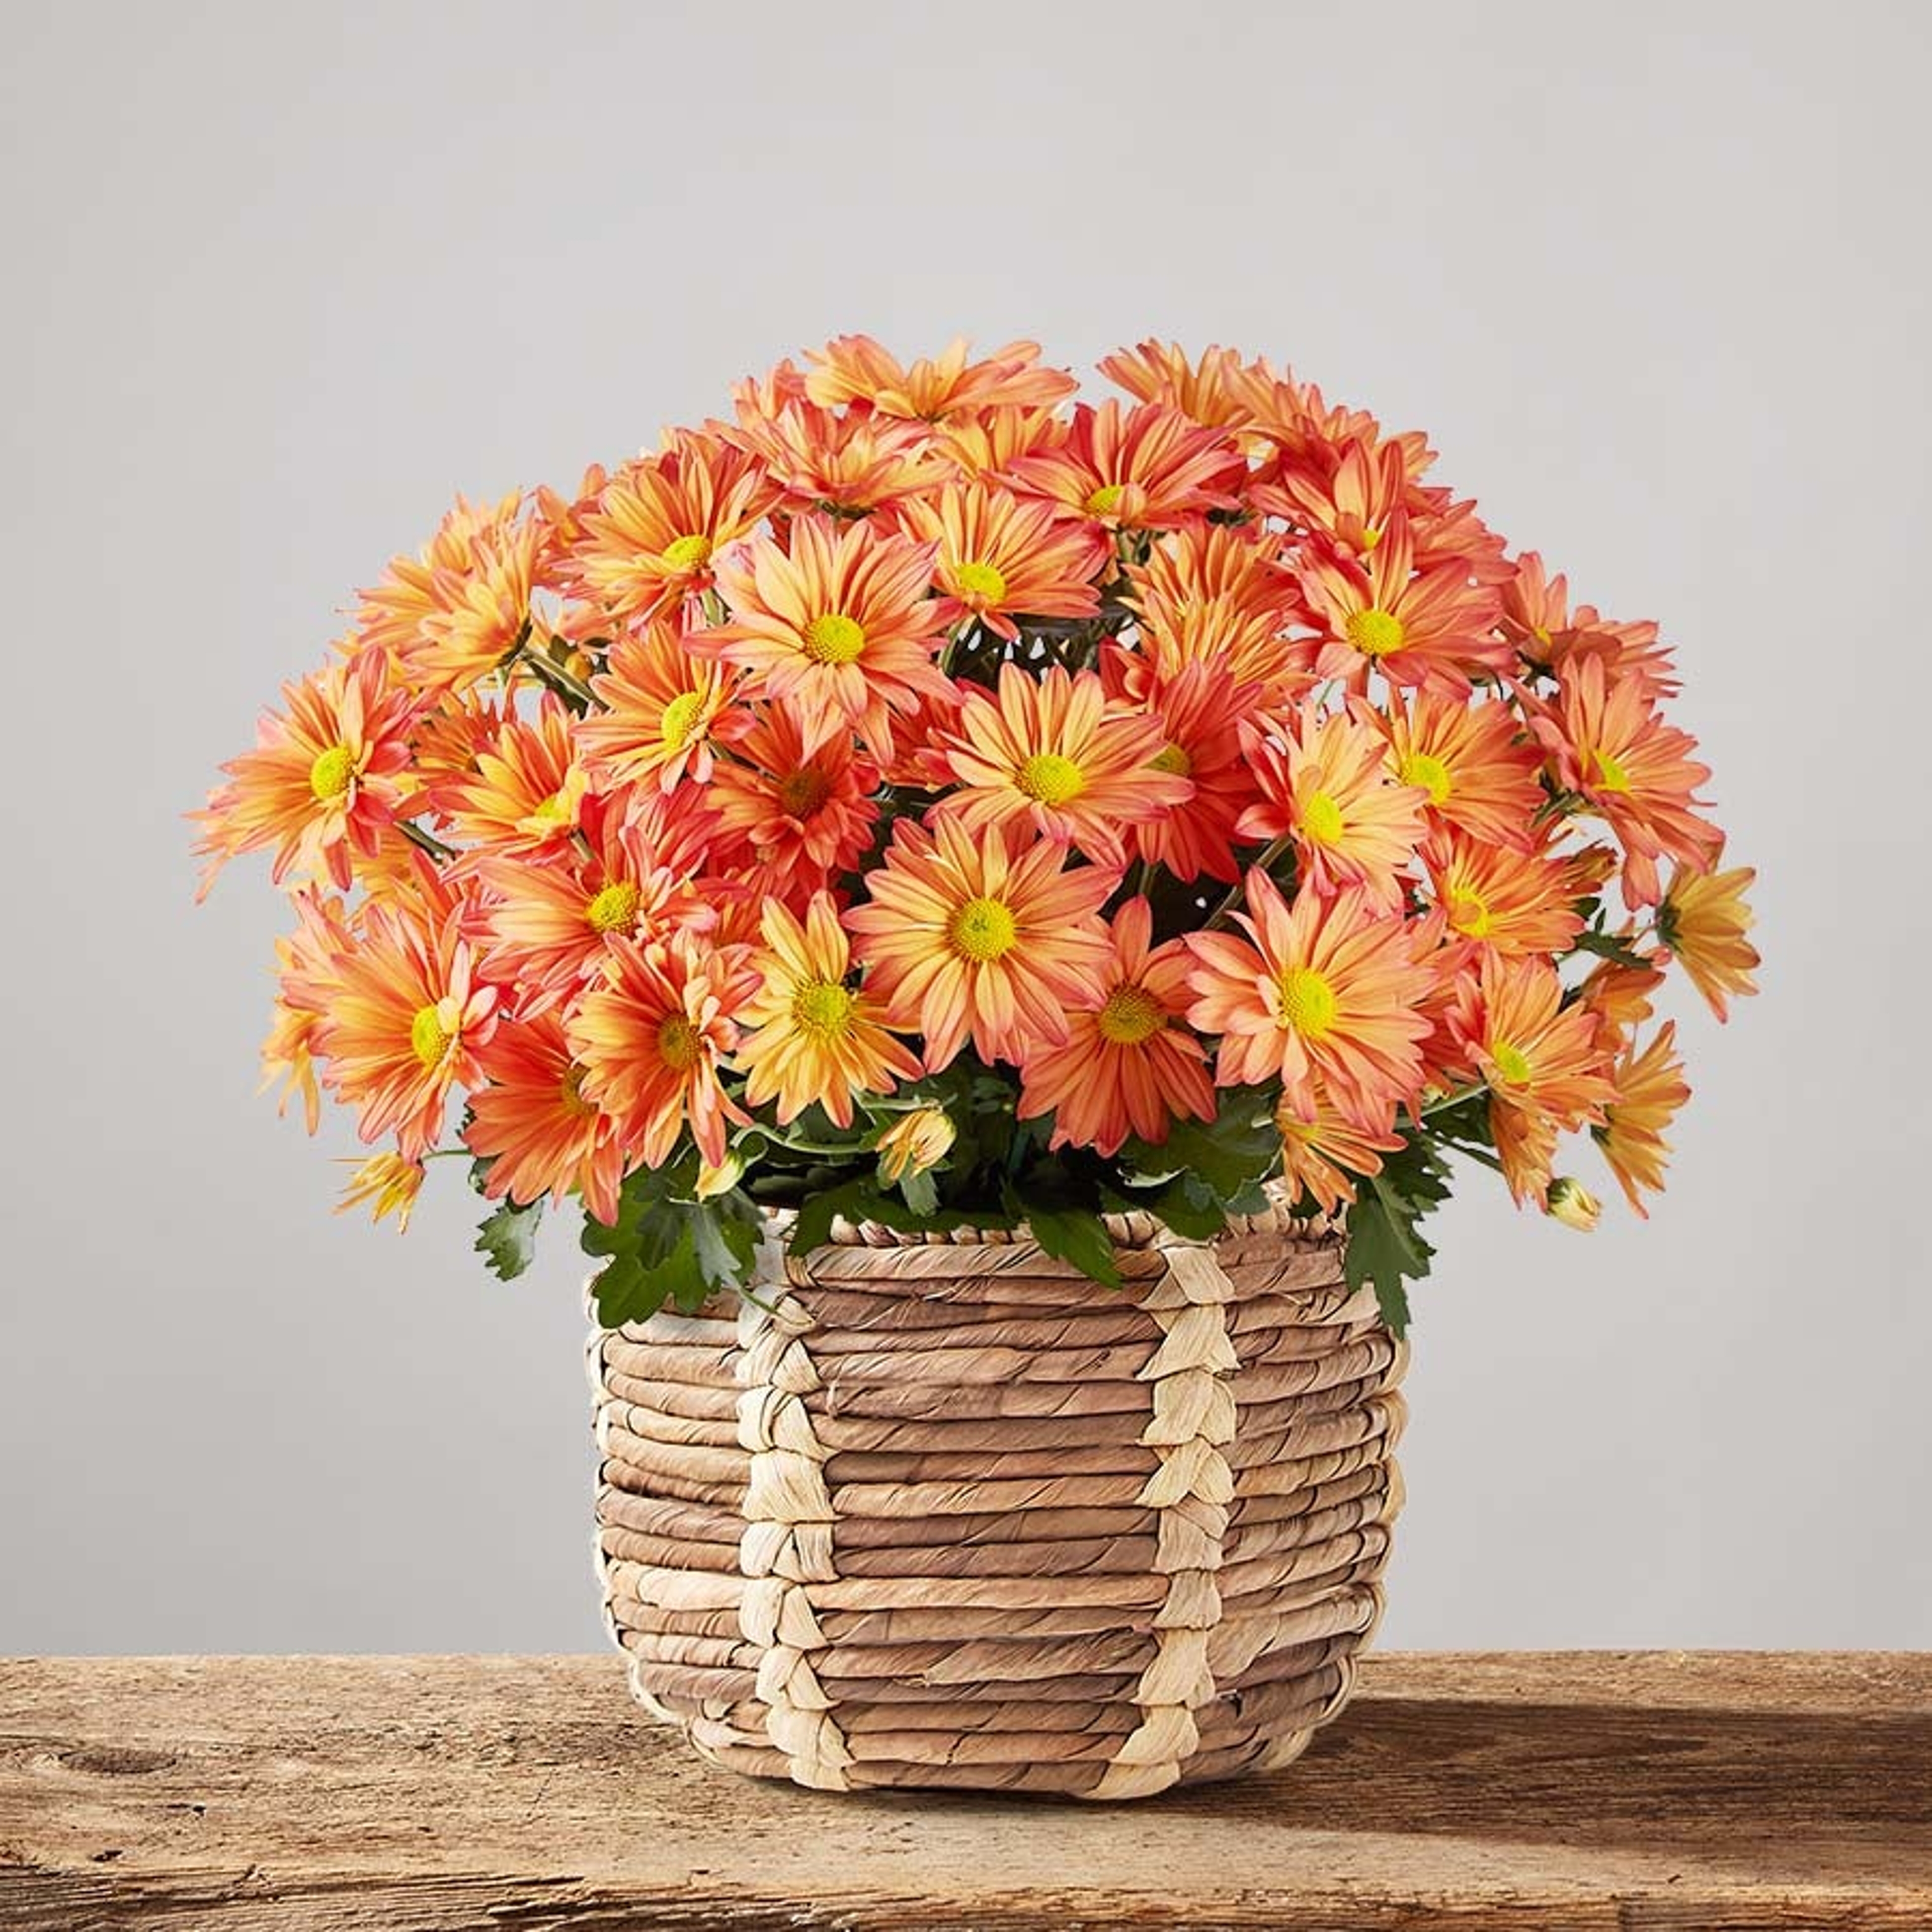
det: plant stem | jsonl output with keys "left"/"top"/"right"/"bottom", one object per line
{"left": 1435, "top": 1136, "right": 1505, "bottom": 1176}
{"left": 398, "top": 819, "right": 457, "bottom": 861}
{"left": 518, "top": 635, "right": 596, "bottom": 709}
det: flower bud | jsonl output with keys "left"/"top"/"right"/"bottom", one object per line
{"left": 695, "top": 1151, "right": 746, "bottom": 1199}
{"left": 1544, "top": 1176, "right": 1602, "bottom": 1232}
{"left": 875, "top": 1106, "right": 956, "bottom": 1183}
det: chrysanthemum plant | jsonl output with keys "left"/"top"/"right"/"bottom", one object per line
{"left": 198, "top": 338, "right": 1758, "bottom": 1334}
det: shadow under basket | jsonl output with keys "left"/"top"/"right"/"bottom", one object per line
{"left": 587, "top": 1198, "right": 1407, "bottom": 1799}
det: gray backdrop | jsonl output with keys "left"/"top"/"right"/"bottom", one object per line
{"left": 5, "top": 1, "right": 1927, "bottom": 1656}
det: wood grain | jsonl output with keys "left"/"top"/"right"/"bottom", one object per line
{"left": 2, "top": 1652, "right": 1927, "bottom": 1928}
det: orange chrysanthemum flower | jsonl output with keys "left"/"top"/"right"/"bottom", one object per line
{"left": 1184, "top": 874, "right": 1433, "bottom": 1125}
{"left": 577, "top": 620, "right": 747, "bottom": 793}
{"left": 1097, "top": 340, "right": 1258, "bottom": 431}
{"left": 1115, "top": 658, "right": 1258, "bottom": 884}
{"left": 1274, "top": 1087, "right": 1406, "bottom": 1216}
{"left": 195, "top": 650, "right": 417, "bottom": 895}
{"left": 569, "top": 430, "right": 778, "bottom": 625}
{"left": 727, "top": 385, "right": 944, "bottom": 512}
{"left": 1122, "top": 521, "right": 1306, "bottom": 696}
{"left": 935, "top": 405, "right": 1069, "bottom": 481}
{"left": 1017, "top": 897, "right": 1215, "bottom": 1156}
{"left": 844, "top": 818, "right": 1117, "bottom": 1072}
{"left": 708, "top": 707, "right": 879, "bottom": 903}
{"left": 1534, "top": 654, "right": 1722, "bottom": 907}
{"left": 260, "top": 890, "right": 354, "bottom": 1134}
{"left": 936, "top": 664, "right": 1191, "bottom": 862}
{"left": 1378, "top": 687, "right": 1546, "bottom": 851}
{"left": 1576, "top": 957, "right": 1665, "bottom": 1055}
{"left": 335, "top": 1151, "right": 426, "bottom": 1233}
{"left": 1424, "top": 831, "right": 1585, "bottom": 957}
{"left": 439, "top": 696, "right": 590, "bottom": 856}
{"left": 1595, "top": 1020, "right": 1689, "bottom": 1216}
{"left": 804, "top": 334, "right": 1076, "bottom": 421}
{"left": 314, "top": 894, "right": 500, "bottom": 1161}
{"left": 1298, "top": 512, "right": 1509, "bottom": 693}
{"left": 736, "top": 893, "right": 921, "bottom": 1128}
{"left": 465, "top": 1010, "right": 627, "bottom": 1226}
{"left": 1239, "top": 709, "right": 1427, "bottom": 908}
{"left": 1503, "top": 551, "right": 1677, "bottom": 694}
{"left": 698, "top": 514, "right": 952, "bottom": 755}
{"left": 567, "top": 934, "right": 757, "bottom": 1170}
{"left": 1004, "top": 399, "right": 1245, "bottom": 530}
{"left": 894, "top": 482, "right": 1110, "bottom": 641}
{"left": 1658, "top": 860, "right": 1760, "bottom": 1021}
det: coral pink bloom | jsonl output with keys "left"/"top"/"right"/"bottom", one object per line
{"left": 1299, "top": 512, "right": 1509, "bottom": 694}
{"left": 1532, "top": 653, "right": 1722, "bottom": 907}
{"left": 1424, "top": 830, "right": 1585, "bottom": 958}
{"left": 566, "top": 934, "right": 757, "bottom": 1170}
{"left": 1003, "top": 399, "right": 1246, "bottom": 530}
{"left": 935, "top": 664, "right": 1191, "bottom": 863}
{"left": 1377, "top": 687, "right": 1545, "bottom": 852}
{"left": 1503, "top": 551, "right": 1678, "bottom": 694}
{"left": 894, "top": 480, "right": 1110, "bottom": 641}
{"left": 578, "top": 619, "right": 748, "bottom": 793}
{"left": 1116, "top": 657, "right": 1258, "bottom": 884}
{"left": 1184, "top": 873, "right": 1433, "bottom": 1126}
{"left": 803, "top": 334, "right": 1077, "bottom": 421}
{"left": 936, "top": 404, "right": 1070, "bottom": 480}
{"left": 1096, "top": 340, "right": 1259, "bottom": 430}
{"left": 569, "top": 429, "right": 779, "bottom": 625}
{"left": 726, "top": 381, "right": 945, "bottom": 513}
{"left": 697, "top": 514, "right": 952, "bottom": 755}
{"left": 1238, "top": 709, "right": 1427, "bottom": 909}
{"left": 844, "top": 817, "right": 1117, "bottom": 1072}
{"left": 464, "top": 1010, "right": 627, "bottom": 1225}
{"left": 708, "top": 705, "right": 879, "bottom": 904}
{"left": 1017, "top": 898, "right": 1214, "bottom": 1156}
{"left": 1275, "top": 1085, "right": 1406, "bottom": 1216}
{"left": 439, "top": 695, "right": 590, "bottom": 856}
{"left": 195, "top": 649, "right": 416, "bottom": 895}
{"left": 314, "top": 895, "right": 500, "bottom": 1161}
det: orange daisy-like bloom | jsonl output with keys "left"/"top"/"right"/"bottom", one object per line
{"left": 1424, "top": 830, "right": 1585, "bottom": 957}
{"left": 736, "top": 893, "right": 921, "bottom": 1128}
{"left": 1503, "top": 551, "right": 1677, "bottom": 694}
{"left": 708, "top": 706, "right": 879, "bottom": 903}
{"left": 1097, "top": 340, "right": 1258, "bottom": 431}
{"left": 936, "top": 664, "right": 1192, "bottom": 862}
{"left": 577, "top": 619, "right": 747, "bottom": 793}
{"left": 1115, "top": 657, "right": 1258, "bottom": 884}
{"left": 894, "top": 481, "right": 1110, "bottom": 642}
{"left": 1184, "top": 873, "right": 1434, "bottom": 1126}
{"left": 844, "top": 817, "right": 1117, "bottom": 1072}
{"left": 1595, "top": 1020, "right": 1689, "bottom": 1216}
{"left": 260, "top": 890, "right": 355, "bottom": 1134}
{"left": 1238, "top": 709, "right": 1427, "bottom": 908}
{"left": 439, "top": 696, "right": 590, "bottom": 856}
{"left": 1377, "top": 687, "right": 1545, "bottom": 852}
{"left": 1658, "top": 860, "right": 1760, "bottom": 1020}
{"left": 195, "top": 650, "right": 417, "bottom": 895}
{"left": 697, "top": 514, "right": 952, "bottom": 754}
{"left": 465, "top": 1010, "right": 627, "bottom": 1226}
{"left": 1123, "top": 521, "right": 1306, "bottom": 697}
{"left": 727, "top": 384, "right": 944, "bottom": 512}
{"left": 935, "top": 404, "right": 1069, "bottom": 481}
{"left": 314, "top": 895, "right": 500, "bottom": 1161}
{"left": 1299, "top": 512, "right": 1509, "bottom": 694}
{"left": 1576, "top": 957, "right": 1665, "bottom": 1055}
{"left": 567, "top": 934, "right": 757, "bottom": 1170}
{"left": 1533, "top": 654, "right": 1722, "bottom": 907}
{"left": 335, "top": 1150, "right": 426, "bottom": 1233}
{"left": 569, "top": 430, "right": 778, "bottom": 625}
{"left": 1003, "top": 399, "right": 1245, "bottom": 531}
{"left": 357, "top": 492, "right": 540, "bottom": 698}
{"left": 1017, "top": 897, "right": 1215, "bottom": 1156}
{"left": 803, "top": 334, "right": 1077, "bottom": 422}
{"left": 1274, "top": 1087, "right": 1406, "bottom": 1216}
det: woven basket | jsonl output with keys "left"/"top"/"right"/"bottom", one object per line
{"left": 586, "top": 1195, "right": 1407, "bottom": 1798}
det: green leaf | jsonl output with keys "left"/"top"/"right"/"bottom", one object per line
{"left": 1123, "top": 1088, "right": 1279, "bottom": 1200}
{"left": 1128, "top": 1172, "right": 1228, "bottom": 1242}
{"left": 581, "top": 1169, "right": 762, "bottom": 1329}
{"left": 896, "top": 1166, "right": 939, "bottom": 1216}
{"left": 1019, "top": 1198, "right": 1121, "bottom": 1288}
{"left": 1341, "top": 1136, "right": 1451, "bottom": 1339}
{"left": 1568, "top": 927, "right": 1649, "bottom": 971}
{"left": 475, "top": 1197, "right": 544, "bottom": 1281}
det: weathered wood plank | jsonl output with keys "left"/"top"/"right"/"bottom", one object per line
{"left": 2, "top": 1652, "right": 1927, "bottom": 1928}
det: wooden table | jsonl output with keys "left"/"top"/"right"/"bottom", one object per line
{"left": 3, "top": 1652, "right": 1926, "bottom": 1927}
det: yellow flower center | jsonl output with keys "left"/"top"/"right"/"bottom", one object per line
{"left": 1300, "top": 790, "right": 1344, "bottom": 845}
{"left": 526, "top": 789, "right": 574, "bottom": 829}
{"left": 1360, "top": 525, "right": 1384, "bottom": 551}
{"left": 410, "top": 1002, "right": 452, "bottom": 1069}
{"left": 802, "top": 612, "right": 867, "bottom": 664}
{"left": 1590, "top": 746, "right": 1632, "bottom": 793}
{"left": 1153, "top": 742, "right": 1192, "bottom": 776}
{"left": 1276, "top": 967, "right": 1338, "bottom": 1037}
{"left": 657, "top": 1014, "right": 700, "bottom": 1072}
{"left": 1490, "top": 1039, "right": 1534, "bottom": 1085}
{"left": 791, "top": 979, "right": 855, "bottom": 1038}
{"left": 586, "top": 880, "right": 641, "bottom": 933}
{"left": 659, "top": 689, "right": 705, "bottom": 750}
{"left": 776, "top": 766, "right": 833, "bottom": 817}
{"left": 1398, "top": 750, "right": 1453, "bottom": 806}
{"left": 1083, "top": 482, "right": 1125, "bottom": 517}
{"left": 948, "top": 895, "right": 1018, "bottom": 962}
{"left": 1016, "top": 751, "right": 1087, "bottom": 807}
{"left": 309, "top": 744, "right": 357, "bottom": 802}
{"left": 559, "top": 1066, "right": 595, "bottom": 1118}
{"left": 1448, "top": 889, "right": 1492, "bottom": 939}
{"left": 952, "top": 558, "right": 1008, "bottom": 603}
{"left": 1344, "top": 607, "right": 1406, "bottom": 658}
{"left": 660, "top": 532, "right": 713, "bottom": 574}
{"left": 1097, "top": 983, "right": 1164, "bottom": 1045}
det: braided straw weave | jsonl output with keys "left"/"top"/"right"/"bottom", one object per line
{"left": 587, "top": 1195, "right": 1407, "bottom": 1798}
